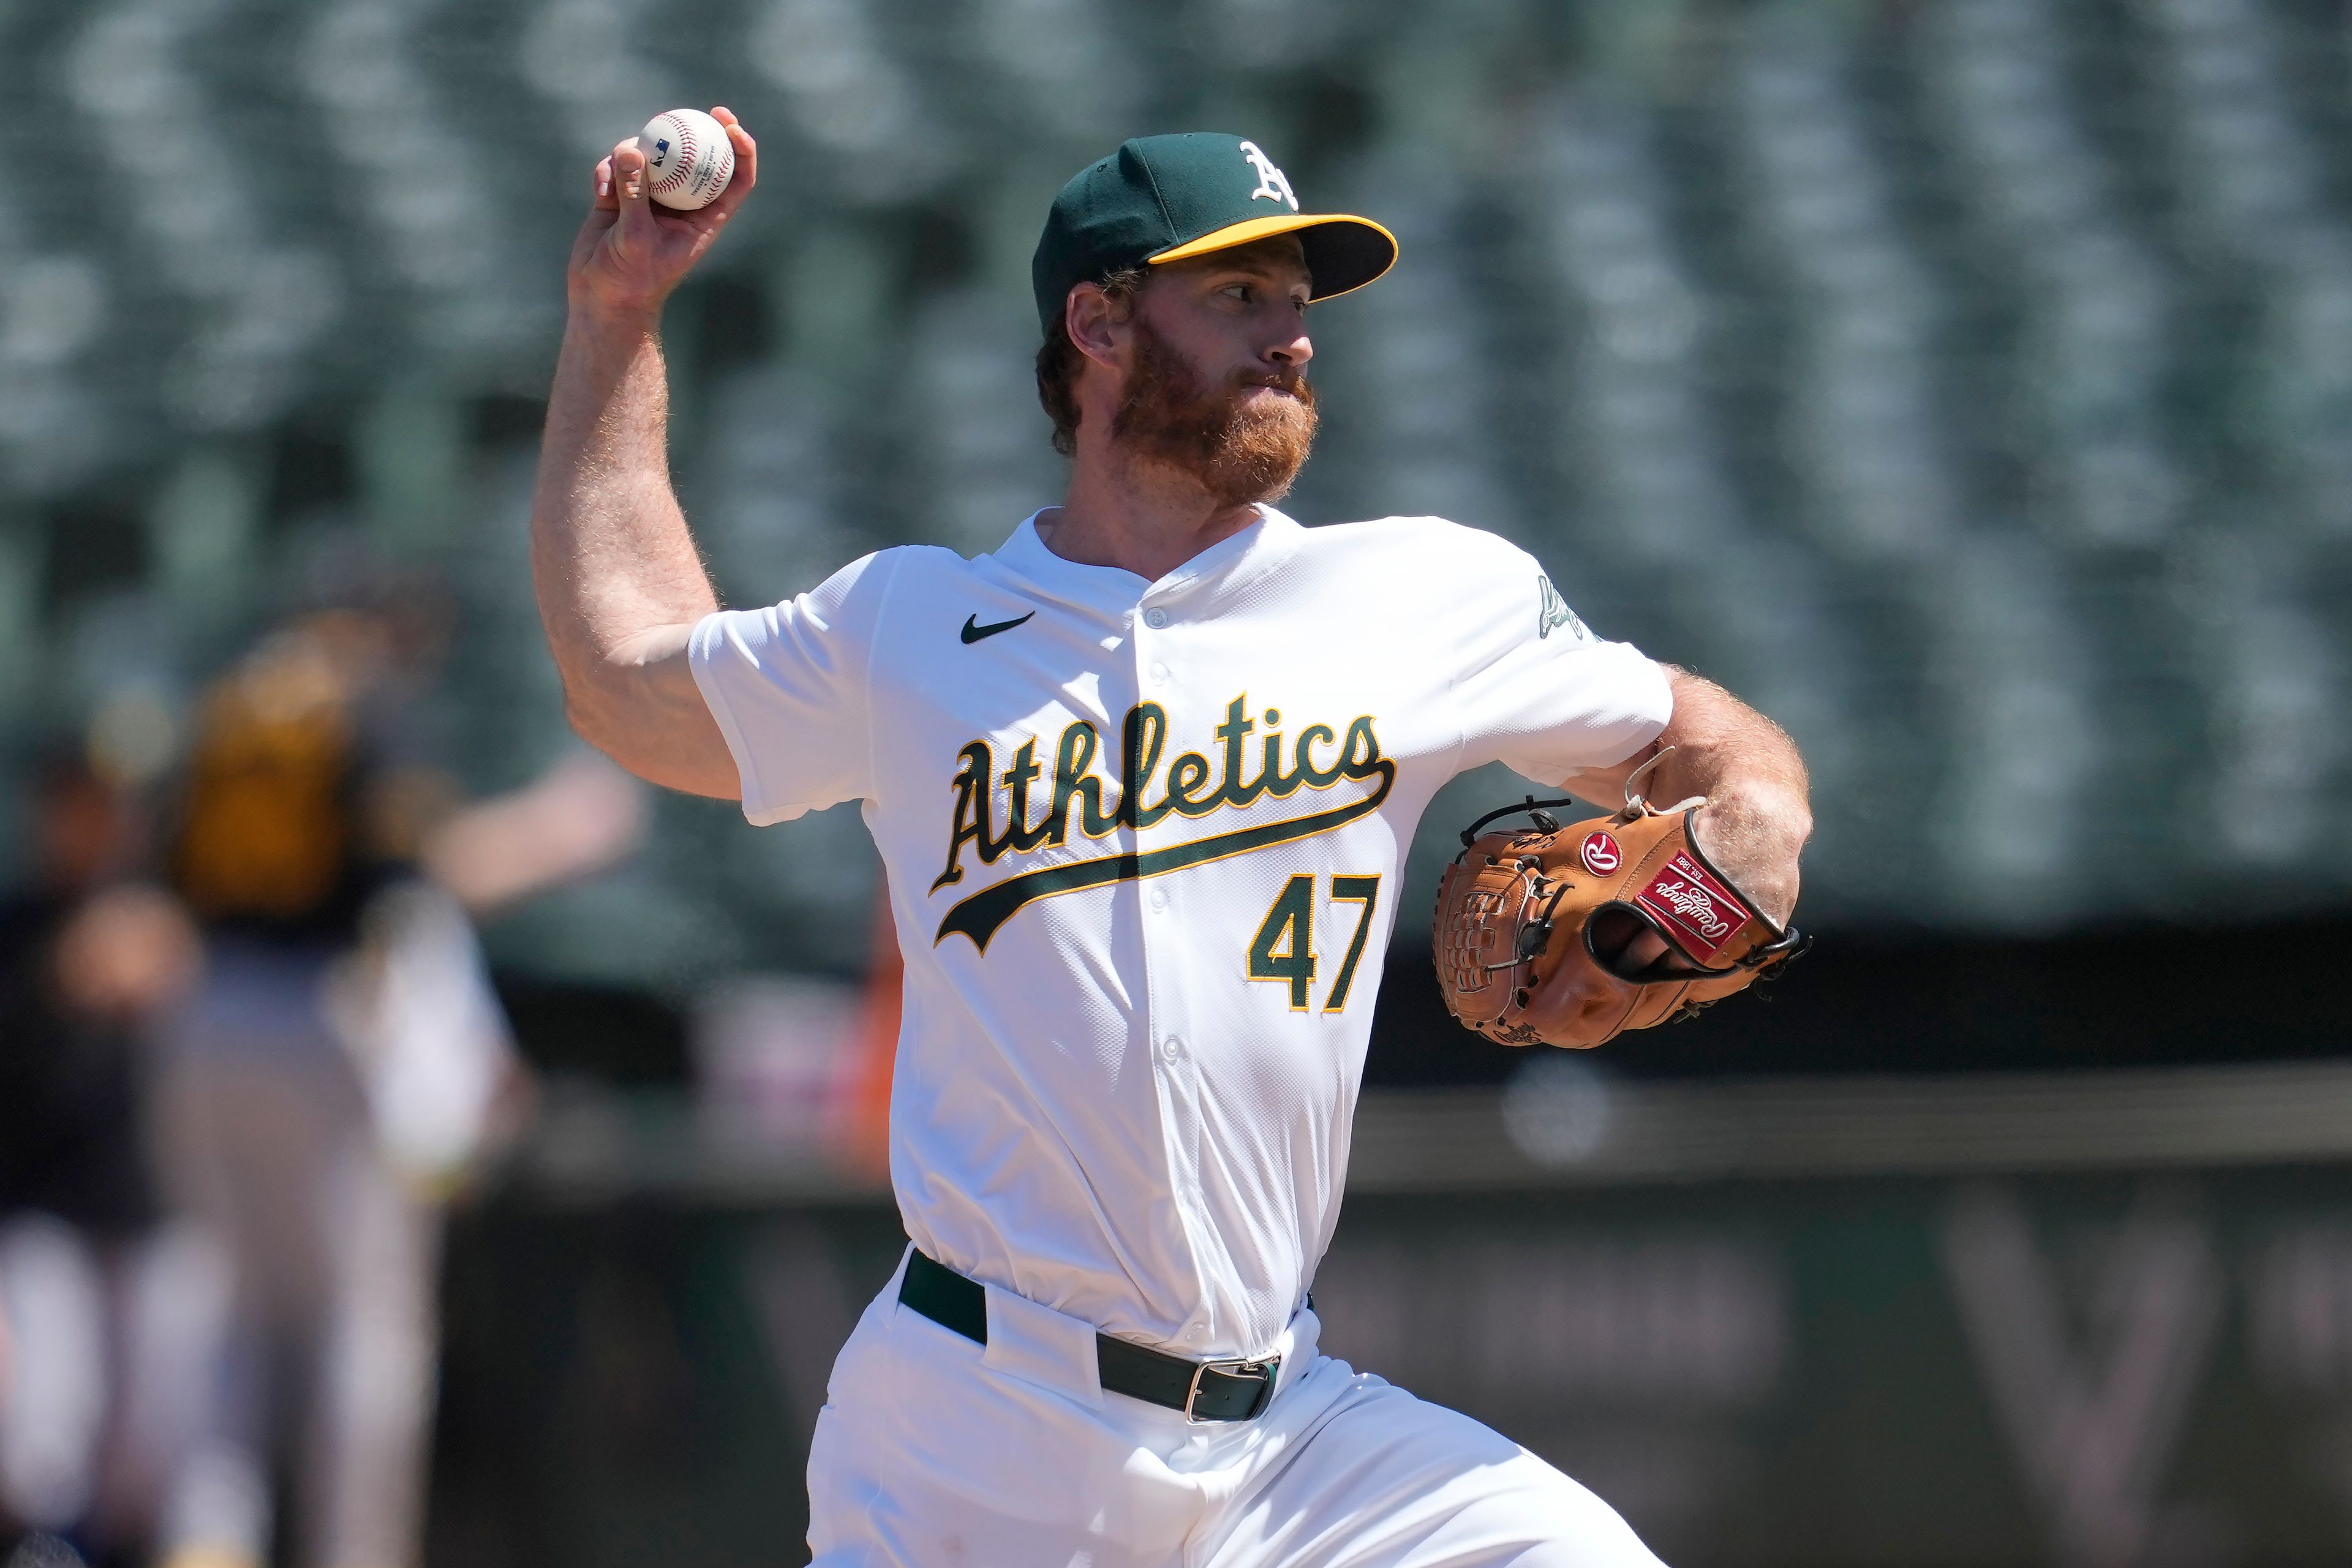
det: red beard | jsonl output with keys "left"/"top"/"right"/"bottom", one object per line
{"left": 1110, "top": 318, "right": 1319, "bottom": 508}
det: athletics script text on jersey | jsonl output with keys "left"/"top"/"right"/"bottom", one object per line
{"left": 931, "top": 696, "right": 1391, "bottom": 951}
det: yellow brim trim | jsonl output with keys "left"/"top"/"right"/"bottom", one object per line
{"left": 1147, "top": 213, "right": 1400, "bottom": 301}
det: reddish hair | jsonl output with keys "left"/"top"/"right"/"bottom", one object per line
{"left": 1034, "top": 266, "right": 1145, "bottom": 456}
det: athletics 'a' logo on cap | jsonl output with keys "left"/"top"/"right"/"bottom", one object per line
{"left": 1238, "top": 140, "right": 1298, "bottom": 209}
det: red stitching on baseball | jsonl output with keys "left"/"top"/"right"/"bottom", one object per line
{"left": 699, "top": 138, "right": 733, "bottom": 193}
{"left": 652, "top": 118, "right": 699, "bottom": 194}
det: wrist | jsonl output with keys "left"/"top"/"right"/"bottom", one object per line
{"left": 565, "top": 292, "right": 665, "bottom": 339}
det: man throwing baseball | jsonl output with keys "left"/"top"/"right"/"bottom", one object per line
{"left": 533, "top": 116, "right": 1811, "bottom": 1567}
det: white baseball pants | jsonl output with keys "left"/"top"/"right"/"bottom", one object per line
{"left": 806, "top": 1249, "right": 1667, "bottom": 1568}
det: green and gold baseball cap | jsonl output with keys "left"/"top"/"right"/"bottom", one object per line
{"left": 1031, "top": 133, "right": 1398, "bottom": 336}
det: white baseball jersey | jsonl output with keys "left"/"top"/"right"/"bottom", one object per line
{"left": 690, "top": 506, "right": 1670, "bottom": 1359}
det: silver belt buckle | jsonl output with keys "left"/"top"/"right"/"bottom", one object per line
{"left": 1184, "top": 1355, "right": 1278, "bottom": 1423}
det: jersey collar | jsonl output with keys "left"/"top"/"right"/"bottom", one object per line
{"left": 996, "top": 504, "right": 1303, "bottom": 619}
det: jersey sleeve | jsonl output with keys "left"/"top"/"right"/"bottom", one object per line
{"left": 1444, "top": 535, "right": 1673, "bottom": 783}
{"left": 688, "top": 551, "right": 893, "bottom": 826}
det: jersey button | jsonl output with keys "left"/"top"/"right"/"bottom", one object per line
{"left": 1149, "top": 888, "right": 1169, "bottom": 911}
{"left": 1144, "top": 608, "right": 1169, "bottom": 629}
{"left": 1186, "top": 1325, "right": 1207, "bottom": 1344}
{"left": 1161, "top": 1035, "right": 1184, "bottom": 1063}
{"left": 1148, "top": 662, "right": 1169, "bottom": 685}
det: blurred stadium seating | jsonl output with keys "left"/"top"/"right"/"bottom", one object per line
{"left": 3, "top": 0, "right": 2350, "bottom": 992}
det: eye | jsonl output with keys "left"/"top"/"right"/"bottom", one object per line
{"left": 1219, "top": 282, "right": 1252, "bottom": 303}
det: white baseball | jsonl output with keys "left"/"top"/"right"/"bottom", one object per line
{"left": 636, "top": 108, "right": 734, "bottom": 211}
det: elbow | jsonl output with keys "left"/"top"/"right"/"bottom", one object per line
{"left": 552, "top": 643, "right": 731, "bottom": 800}
{"left": 561, "top": 692, "right": 603, "bottom": 752}
{"left": 1689, "top": 712, "right": 1813, "bottom": 854}
{"left": 558, "top": 669, "right": 633, "bottom": 766}
{"left": 1781, "top": 793, "right": 1816, "bottom": 858}
{"left": 1718, "top": 771, "right": 1812, "bottom": 842}
{"left": 1751, "top": 779, "right": 1814, "bottom": 886}
{"left": 1775, "top": 739, "right": 1815, "bottom": 842}
{"left": 1740, "top": 748, "right": 1814, "bottom": 851}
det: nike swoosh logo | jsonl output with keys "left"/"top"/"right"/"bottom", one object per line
{"left": 934, "top": 769, "right": 1395, "bottom": 952}
{"left": 961, "top": 611, "right": 1035, "bottom": 644}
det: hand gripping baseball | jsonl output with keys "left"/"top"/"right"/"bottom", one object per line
{"left": 568, "top": 107, "right": 758, "bottom": 320}
{"left": 1431, "top": 755, "right": 1807, "bottom": 1050}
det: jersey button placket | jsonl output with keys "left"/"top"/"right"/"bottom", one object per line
{"left": 1134, "top": 598, "right": 1209, "bottom": 1294}
{"left": 1142, "top": 605, "right": 1171, "bottom": 682}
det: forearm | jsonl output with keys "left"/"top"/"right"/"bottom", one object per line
{"left": 529, "top": 307, "right": 722, "bottom": 765}
{"left": 1645, "top": 669, "right": 1811, "bottom": 926}
{"left": 1570, "top": 666, "right": 1811, "bottom": 925}
{"left": 531, "top": 307, "right": 714, "bottom": 662}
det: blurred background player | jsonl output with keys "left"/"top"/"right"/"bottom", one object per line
{"left": 146, "top": 571, "right": 644, "bottom": 1568}
{"left": 0, "top": 748, "right": 200, "bottom": 1568}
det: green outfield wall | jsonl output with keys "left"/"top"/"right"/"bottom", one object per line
{"left": 427, "top": 1144, "right": 2352, "bottom": 1568}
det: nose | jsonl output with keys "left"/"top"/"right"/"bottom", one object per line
{"left": 1267, "top": 322, "right": 1313, "bottom": 371}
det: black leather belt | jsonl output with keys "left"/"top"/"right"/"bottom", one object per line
{"left": 898, "top": 1249, "right": 1279, "bottom": 1423}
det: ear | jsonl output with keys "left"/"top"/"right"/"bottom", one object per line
{"left": 1065, "top": 282, "right": 1129, "bottom": 372}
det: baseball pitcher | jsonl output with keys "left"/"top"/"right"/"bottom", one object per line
{"left": 532, "top": 113, "right": 1812, "bottom": 1567}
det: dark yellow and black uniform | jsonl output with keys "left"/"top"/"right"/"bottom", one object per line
{"left": 168, "top": 616, "right": 446, "bottom": 948}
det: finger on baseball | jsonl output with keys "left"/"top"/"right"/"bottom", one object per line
{"left": 611, "top": 141, "right": 660, "bottom": 240}
{"left": 612, "top": 140, "right": 649, "bottom": 203}
{"left": 706, "top": 111, "right": 758, "bottom": 222}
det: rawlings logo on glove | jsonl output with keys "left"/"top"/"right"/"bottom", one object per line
{"left": 1431, "top": 766, "right": 1806, "bottom": 1050}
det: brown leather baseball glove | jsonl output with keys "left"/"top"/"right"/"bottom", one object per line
{"left": 1432, "top": 780, "right": 1805, "bottom": 1050}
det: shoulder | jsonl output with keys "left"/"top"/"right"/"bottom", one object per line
{"left": 807, "top": 543, "right": 952, "bottom": 599}
{"left": 1295, "top": 516, "right": 1544, "bottom": 580}
{"left": 1297, "top": 518, "right": 1626, "bottom": 665}
{"left": 863, "top": 543, "right": 972, "bottom": 578}
{"left": 1295, "top": 516, "right": 1554, "bottom": 617}
{"left": 739, "top": 543, "right": 966, "bottom": 621}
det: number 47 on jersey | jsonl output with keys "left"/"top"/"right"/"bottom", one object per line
{"left": 1248, "top": 875, "right": 1382, "bottom": 1013}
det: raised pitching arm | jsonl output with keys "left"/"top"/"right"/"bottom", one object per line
{"left": 529, "top": 109, "right": 760, "bottom": 799}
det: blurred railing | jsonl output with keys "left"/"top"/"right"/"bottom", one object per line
{"left": 503, "top": 1058, "right": 2352, "bottom": 1201}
